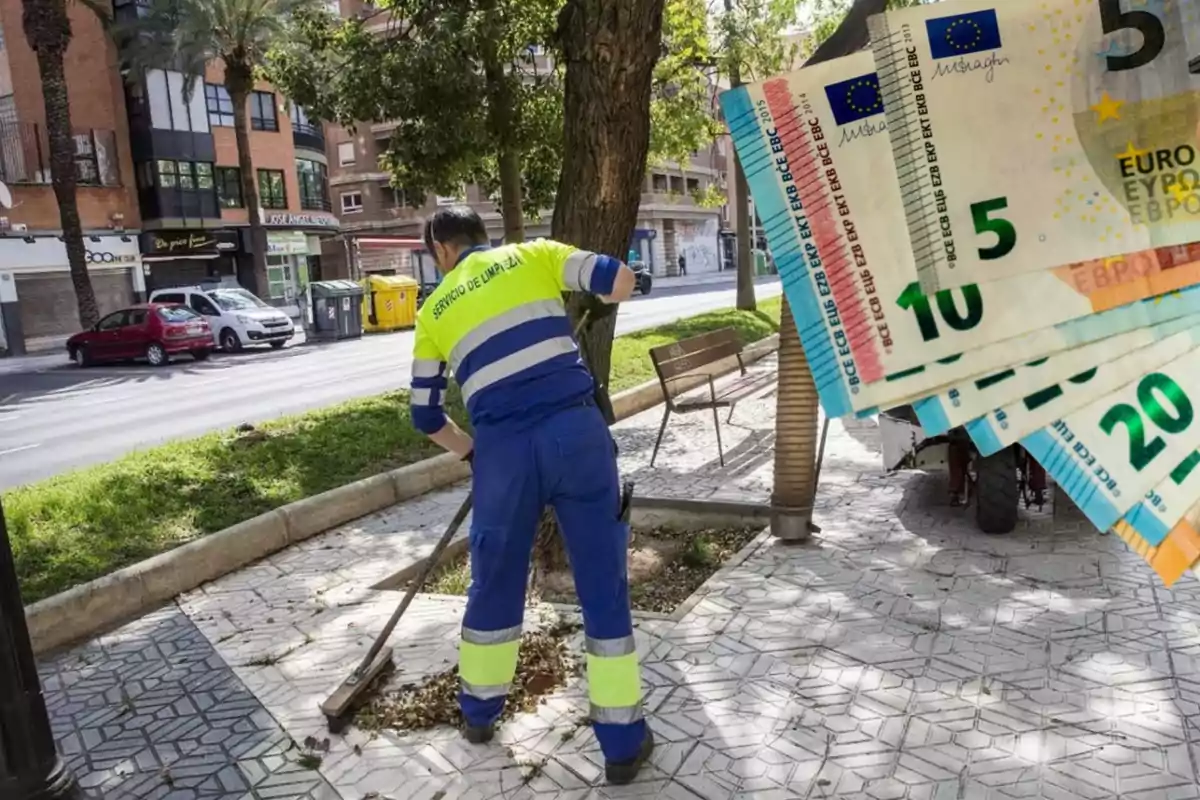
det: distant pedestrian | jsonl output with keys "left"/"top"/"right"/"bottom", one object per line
{"left": 678, "top": 253, "right": 687, "bottom": 276}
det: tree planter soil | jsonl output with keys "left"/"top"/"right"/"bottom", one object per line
{"left": 411, "top": 525, "right": 761, "bottom": 614}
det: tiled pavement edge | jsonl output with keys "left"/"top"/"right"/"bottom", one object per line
{"left": 40, "top": 353, "right": 1200, "bottom": 798}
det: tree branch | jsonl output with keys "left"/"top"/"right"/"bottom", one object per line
{"left": 803, "top": 0, "right": 887, "bottom": 66}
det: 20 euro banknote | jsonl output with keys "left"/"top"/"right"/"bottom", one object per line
{"left": 869, "top": 0, "right": 1200, "bottom": 293}
{"left": 912, "top": 314, "right": 1200, "bottom": 435}
{"left": 966, "top": 325, "right": 1200, "bottom": 456}
{"left": 721, "top": 51, "right": 1200, "bottom": 418}
{"left": 1013, "top": 345, "right": 1200, "bottom": 544}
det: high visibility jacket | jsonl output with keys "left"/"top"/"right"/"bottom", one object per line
{"left": 409, "top": 240, "right": 621, "bottom": 433}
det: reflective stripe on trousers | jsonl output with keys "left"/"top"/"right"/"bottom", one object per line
{"left": 586, "top": 634, "right": 644, "bottom": 725}
{"left": 459, "top": 624, "right": 522, "bottom": 702}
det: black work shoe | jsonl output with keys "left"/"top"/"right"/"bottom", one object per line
{"left": 604, "top": 727, "right": 655, "bottom": 786}
{"left": 463, "top": 723, "right": 494, "bottom": 744}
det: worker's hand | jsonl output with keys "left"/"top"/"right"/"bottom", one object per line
{"left": 579, "top": 293, "right": 617, "bottom": 321}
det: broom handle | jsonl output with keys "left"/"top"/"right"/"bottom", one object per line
{"left": 352, "top": 492, "right": 474, "bottom": 679}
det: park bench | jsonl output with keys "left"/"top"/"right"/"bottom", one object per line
{"left": 648, "top": 327, "right": 765, "bottom": 468}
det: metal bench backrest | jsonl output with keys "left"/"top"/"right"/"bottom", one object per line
{"left": 649, "top": 328, "right": 743, "bottom": 396}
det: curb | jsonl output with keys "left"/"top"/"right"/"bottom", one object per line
{"left": 25, "top": 335, "right": 779, "bottom": 656}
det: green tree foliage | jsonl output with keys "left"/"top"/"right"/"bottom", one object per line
{"left": 267, "top": 0, "right": 562, "bottom": 240}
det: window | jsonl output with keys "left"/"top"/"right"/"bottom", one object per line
{"left": 204, "top": 83, "right": 234, "bottom": 127}
{"left": 258, "top": 169, "right": 286, "bottom": 209}
{"left": 686, "top": 178, "right": 700, "bottom": 194}
{"left": 295, "top": 158, "right": 329, "bottom": 210}
{"left": 154, "top": 292, "right": 186, "bottom": 305}
{"left": 189, "top": 294, "right": 220, "bottom": 316}
{"left": 215, "top": 167, "right": 242, "bottom": 208}
{"left": 669, "top": 175, "right": 684, "bottom": 193}
{"left": 127, "top": 309, "right": 147, "bottom": 326}
{"left": 97, "top": 311, "right": 128, "bottom": 331}
{"left": 266, "top": 254, "right": 294, "bottom": 300}
{"left": 157, "top": 306, "right": 198, "bottom": 323}
{"left": 336, "top": 142, "right": 355, "bottom": 167}
{"left": 651, "top": 173, "right": 668, "bottom": 192}
{"left": 250, "top": 91, "right": 278, "bottom": 131}
{"left": 155, "top": 160, "right": 215, "bottom": 190}
{"left": 290, "top": 105, "right": 320, "bottom": 137}
{"left": 340, "top": 191, "right": 363, "bottom": 213}
{"left": 435, "top": 187, "right": 465, "bottom": 206}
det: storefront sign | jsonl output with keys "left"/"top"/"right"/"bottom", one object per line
{"left": 143, "top": 231, "right": 219, "bottom": 256}
{"left": 0, "top": 234, "right": 142, "bottom": 272}
{"left": 267, "top": 231, "right": 309, "bottom": 256}
{"left": 85, "top": 250, "right": 139, "bottom": 264}
{"left": 265, "top": 212, "right": 339, "bottom": 229}
{"left": 140, "top": 230, "right": 241, "bottom": 257}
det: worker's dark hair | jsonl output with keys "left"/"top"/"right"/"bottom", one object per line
{"left": 423, "top": 205, "right": 489, "bottom": 253}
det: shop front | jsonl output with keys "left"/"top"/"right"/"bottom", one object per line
{"left": 263, "top": 211, "right": 339, "bottom": 319}
{"left": 140, "top": 229, "right": 242, "bottom": 292}
{"left": 0, "top": 234, "right": 145, "bottom": 356}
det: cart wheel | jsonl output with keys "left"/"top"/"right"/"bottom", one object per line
{"left": 975, "top": 447, "right": 1019, "bottom": 535}
{"left": 326, "top": 714, "right": 349, "bottom": 735}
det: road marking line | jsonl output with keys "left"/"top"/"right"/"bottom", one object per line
{"left": 0, "top": 443, "right": 40, "bottom": 457}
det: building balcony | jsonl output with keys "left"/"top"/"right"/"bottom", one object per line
{"left": 0, "top": 122, "right": 122, "bottom": 187}
{"left": 292, "top": 121, "right": 326, "bottom": 153}
{"left": 301, "top": 195, "right": 332, "bottom": 212}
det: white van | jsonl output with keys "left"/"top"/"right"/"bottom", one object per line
{"left": 148, "top": 285, "right": 295, "bottom": 352}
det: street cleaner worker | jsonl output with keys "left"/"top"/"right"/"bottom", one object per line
{"left": 409, "top": 206, "right": 654, "bottom": 785}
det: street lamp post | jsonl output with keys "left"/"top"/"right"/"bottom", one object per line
{"left": 0, "top": 497, "right": 80, "bottom": 799}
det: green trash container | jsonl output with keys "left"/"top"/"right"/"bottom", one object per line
{"left": 309, "top": 280, "right": 365, "bottom": 341}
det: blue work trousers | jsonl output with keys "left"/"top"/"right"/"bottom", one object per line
{"left": 458, "top": 402, "right": 647, "bottom": 763}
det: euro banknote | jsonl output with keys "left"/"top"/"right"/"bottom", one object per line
{"left": 868, "top": 0, "right": 1200, "bottom": 293}
{"left": 721, "top": 52, "right": 1200, "bottom": 420}
{"left": 913, "top": 314, "right": 1200, "bottom": 435}
{"left": 966, "top": 327, "right": 1200, "bottom": 456}
{"left": 1011, "top": 345, "right": 1200, "bottom": 541}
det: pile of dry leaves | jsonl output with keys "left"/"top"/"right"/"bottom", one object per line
{"left": 357, "top": 620, "right": 582, "bottom": 733}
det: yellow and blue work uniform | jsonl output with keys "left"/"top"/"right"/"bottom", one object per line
{"left": 409, "top": 239, "right": 647, "bottom": 762}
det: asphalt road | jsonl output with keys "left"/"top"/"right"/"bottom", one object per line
{"left": 0, "top": 275, "right": 781, "bottom": 489}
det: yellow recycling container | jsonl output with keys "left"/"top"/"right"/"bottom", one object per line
{"left": 362, "top": 274, "right": 420, "bottom": 333}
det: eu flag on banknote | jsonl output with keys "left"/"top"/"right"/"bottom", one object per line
{"left": 926, "top": 9, "right": 1002, "bottom": 59}
{"left": 824, "top": 73, "right": 884, "bottom": 126}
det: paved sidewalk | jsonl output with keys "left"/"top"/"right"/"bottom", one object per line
{"left": 37, "top": 353, "right": 1200, "bottom": 799}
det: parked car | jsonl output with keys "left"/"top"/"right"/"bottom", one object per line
{"left": 149, "top": 285, "right": 295, "bottom": 352}
{"left": 67, "top": 303, "right": 212, "bottom": 367}
{"left": 629, "top": 261, "right": 652, "bottom": 295}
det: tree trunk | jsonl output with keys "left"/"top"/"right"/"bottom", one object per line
{"left": 227, "top": 64, "right": 269, "bottom": 296}
{"left": 770, "top": 0, "right": 889, "bottom": 541}
{"left": 481, "top": 27, "right": 525, "bottom": 244}
{"left": 23, "top": 0, "right": 99, "bottom": 329}
{"left": 528, "top": 0, "right": 666, "bottom": 586}
{"left": 724, "top": 0, "right": 756, "bottom": 311}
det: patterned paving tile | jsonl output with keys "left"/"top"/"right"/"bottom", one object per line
{"left": 40, "top": 606, "right": 340, "bottom": 799}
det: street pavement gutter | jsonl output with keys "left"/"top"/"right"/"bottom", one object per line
{"left": 24, "top": 334, "right": 780, "bottom": 656}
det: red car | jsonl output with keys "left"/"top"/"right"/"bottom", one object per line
{"left": 66, "top": 303, "right": 213, "bottom": 367}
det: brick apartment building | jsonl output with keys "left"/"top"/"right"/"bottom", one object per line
{"left": 0, "top": 0, "right": 337, "bottom": 356}
{"left": 320, "top": 1, "right": 732, "bottom": 284}
{"left": 0, "top": 0, "right": 141, "bottom": 356}
{"left": 112, "top": 0, "right": 338, "bottom": 322}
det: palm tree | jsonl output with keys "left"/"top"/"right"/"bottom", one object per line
{"left": 771, "top": 0, "right": 888, "bottom": 541}
{"left": 22, "top": 0, "right": 101, "bottom": 329}
{"left": 116, "top": 0, "right": 319, "bottom": 295}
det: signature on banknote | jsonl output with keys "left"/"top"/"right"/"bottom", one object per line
{"left": 930, "top": 52, "right": 1010, "bottom": 83}
{"left": 839, "top": 117, "right": 888, "bottom": 147}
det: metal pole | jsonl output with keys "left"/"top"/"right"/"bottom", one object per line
{"left": 0, "top": 498, "right": 80, "bottom": 800}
